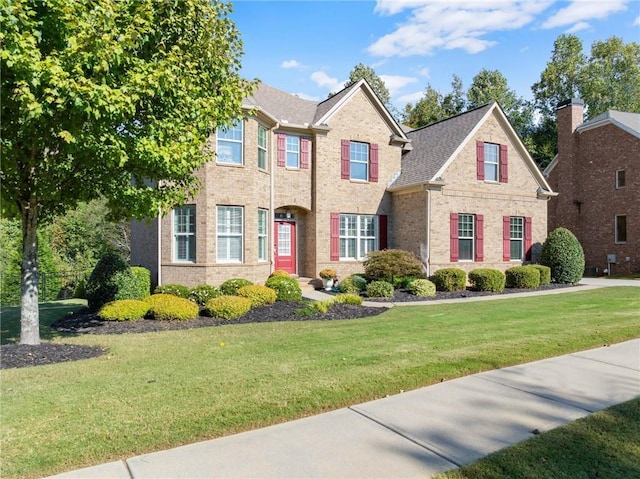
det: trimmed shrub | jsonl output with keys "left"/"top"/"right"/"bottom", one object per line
{"left": 431, "top": 268, "right": 467, "bottom": 292}
{"left": 219, "top": 278, "right": 253, "bottom": 296}
{"left": 393, "top": 276, "right": 416, "bottom": 289}
{"left": 319, "top": 268, "right": 337, "bottom": 279}
{"left": 204, "top": 295, "right": 252, "bottom": 320}
{"left": 530, "top": 264, "right": 551, "bottom": 286}
{"left": 264, "top": 276, "right": 302, "bottom": 301}
{"left": 505, "top": 266, "right": 540, "bottom": 289}
{"left": 189, "top": 285, "right": 222, "bottom": 305}
{"left": 408, "top": 279, "right": 436, "bottom": 297}
{"left": 237, "top": 284, "right": 277, "bottom": 307}
{"left": 269, "top": 270, "right": 291, "bottom": 278}
{"left": 144, "top": 294, "right": 199, "bottom": 321}
{"left": 468, "top": 269, "right": 505, "bottom": 293}
{"left": 310, "top": 299, "right": 334, "bottom": 314}
{"left": 366, "top": 280, "right": 394, "bottom": 298}
{"left": 334, "top": 293, "right": 364, "bottom": 305}
{"left": 98, "top": 299, "right": 150, "bottom": 321}
{"left": 541, "top": 227, "right": 585, "bottom": 284}
{"left": 154, "top": 283, "right": 191, "bottom": 299}
{"left": 131, "top": 267, "right": 151, "bottom": 299}
{"left": 363, "top": 249, "right": 423, "bottom": 282}
{"left": 339, "top": 275, "right": 367, "bottom": 294}
{"left": 86, "top": 252, "right": 138, "bottom": 311}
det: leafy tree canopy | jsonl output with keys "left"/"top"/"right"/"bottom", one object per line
{"left": 344, "top": 63, "right": 395, "bottom": 116}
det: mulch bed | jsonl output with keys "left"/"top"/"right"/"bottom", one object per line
{"left": 1, "top": 283, "right": 578, "bottom": 370}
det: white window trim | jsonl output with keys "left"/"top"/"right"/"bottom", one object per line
{"left": 258, "top": 209, "right": 268, "bottom": 262}
{"left": 510, "top": 216, "right": 524, "bottom": 261}
{"left": 173, "top": 206, "right": 196, "bottom": 263}
{"left": 458, "top": 214, "right": 475, "bottom": 261}
{"left": 615, "top": 170, "right": 625, "bottom": 189}
{"left": 615, "top": 214, "right": 627, "bottom": 244}
{"left": 484, "top": 143, "right": 499, "bottom": 182}
{"left": 216, "top": 120, "right": 243, "bottom": 165}
{"left": 217, "top": 206, "right": 244, "bottom": 263}
{"left": 339, "top": 214, "right": 378, "bottom": 261}
{"left": 258, "top": 125, "right": 268, "bottom": 171}
{"left": 286, "top": 135, "right": 300, "bottom": 169}
{"left": 350, "top": 141, "right": 369, "bottom": 182}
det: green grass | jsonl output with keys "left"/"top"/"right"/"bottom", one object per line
{"left": 438, "top": 398, "right": 640, "bottom": 479}
{"left": 1, "top": 287, "right": 639, "bottom": 479}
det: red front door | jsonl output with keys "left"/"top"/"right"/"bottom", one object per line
{"left": 274, "top": 221, "right": 296, "bottom": 274}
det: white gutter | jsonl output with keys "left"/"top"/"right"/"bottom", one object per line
{"left": 157, "top": 207, "right": 162, "bottom": 286}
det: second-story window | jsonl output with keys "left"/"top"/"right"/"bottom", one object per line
{"left": 616, "top": 170, "right": 625, "bottom": 189}
{"left": 484, "top": 143, "right": 499, "bottom": 181}
{"left": 286, "top": 136, "right": 300, "bottom": 168}
{"left": 217, "top": 120, "right": 243, "bottom": 165}
{"left": 341, "top": 140, "right": 379, "bottom": 182}
{"left": 258, "top": 126, "right": 267, "bottom": 170}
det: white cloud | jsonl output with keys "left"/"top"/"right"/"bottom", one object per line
{"left": 380, "top": 74, "right": 418, "bottom": 95}
{"left": 418, "top": 67, "right": 430, "bottom": 78}
{"left": 368, "top": 1, "right": 552, "bottom": 57}
{"left": 310, "top": 71, "right": 345, "bottom": 93}
{"left": 542, "top": 0, "right": 627, "bottom": 29}
{"left": 397, "top": 90, "right": 425, "bottom": 104}
{"left": 291, "top": 92, "right": 320, "bottom": 101}
{"left": 565, "top": 21, "right": 590, "bottom": 33}
{"left": 633, "top": 15, "right": 640, "bottom": 26}
{"left": 281, "top": 60, "right": 301, "bottom": 69}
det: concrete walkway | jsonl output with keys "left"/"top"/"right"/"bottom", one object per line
{"left": 44, "top": 278, "right": 639, "bottom": 479}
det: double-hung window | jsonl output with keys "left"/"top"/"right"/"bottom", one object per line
{"left": 257, "top": 209, "right": 268, "bottom": 261}
{"left": 339, "top": 214, "right": 377, "bottom": 260}
{"left": 258, "top": 126, "right": 267, "bottom": 170}
{"left": 350, "top": 142, "right": 369, "bottom": 181}
{"left": 216, "top": 120, "right": 243, "bottom": 165}
{"left": 458, "top": 214, "right": 475, "bottom": 261}
{"left": 174, "top": 206, "right": 196, "bottom": 262}
{"left": 510, "top": 216, "right": 524, "bottom": 260}
{"left": 616, "top": 170, "right": 625, "bottom": 189}
{"left": 217, "top": 206, "right": 243, "bottom": 262}
{"left": 615, "top": 215, "right": 627, "bottom": 243}
{"left": 484, "top": 143, "right": 499, "bottom": 181}
{"left": 286, "top": 136, "right": 300, "bottom": 168}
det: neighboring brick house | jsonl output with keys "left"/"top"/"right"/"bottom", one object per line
{"left": 388, "top": 102, "right": 556, "bottom": 275}
{"left": 545, "top": 99, "right": 640, "bottom": 276}
{"left": 131, "top": 79, "right": 411, "bottom": 286}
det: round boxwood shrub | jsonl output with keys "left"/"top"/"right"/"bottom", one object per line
{"left": 366, "top": 280, "right": 394, "bottom": 298}
{"left": 339, "top": 275, "right": 367, "bottom": 294}
{"left": 86, "top": 252, "right": 139, "bottom": 311}
{"left": 407, "top": 279, "right": 436, "bottom": 297}
{"left": 204, "top": 295, "right": 252, "bottom": 319}
{"left": 154, "top": 283, "right": 191, "bottom": 299}
{"left": 431, "top": 268, "right": 467, "bottom": 292}
{"left": 237, "top": 284, "right": 277, "bottom": 307}
{"left": 219, "top": 278, "right": 253, "bottom": 296}
{"left": 334, "top": 293, "right": 364, "bottom": 305}
{"left": 189, "top": 285, "right": 222, "bottom": 305}
{"left": 468, "top": 269, "right": 505, "bottom": 293}
{"left": 98, "top": 299, "right": 150, "bottom": 321}
{"left": 529, "top": 264, "right": 551, "bottom": 286}
{"left": 269, "top": 270, "right": 291, "bottom": 278}
{"left": 144, "top": 294, "right": 199, "bottom": 321}
{"left": 505, "top": 266, "right": 540, "bottom": 289}
{"left": 264, "top": 276, "right": 302, "bottom": 301}
{"left": 131, "top": 267, "right": 151, "bottom": 299}
{"left": 363, "top": 249, "right": 423, "bottom": 282}
{"left": 541, "top": 227, "right": 585, "bottom": 284}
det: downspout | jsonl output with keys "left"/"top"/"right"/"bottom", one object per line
{"left": 157, "top": 207, "right": 162, "bottom": 287}
{"left": 425, "top": 187, "right": 431, "bottom": 277}
{"left": 270, "top": 122, "right": 280, "bottom": 273}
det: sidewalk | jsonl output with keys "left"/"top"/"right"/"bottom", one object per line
{"left": 46, "top": 336, "right": 640, "bottom": 479}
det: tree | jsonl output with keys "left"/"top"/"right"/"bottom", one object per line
{"left": 441, "top": 74, "right": 466, "bottom": 118}
{"left": 403, "top": 84, "right": 445, "bottom": 128}
{"left": 345, "top": 63, "right": 392, "bottom": 110}
{"left": 1, "top": 0, "right": 254, "bottom": 344}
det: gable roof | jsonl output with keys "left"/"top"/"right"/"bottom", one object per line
{"left": 390, "top": 102, "right": 553, "bottom": 193}
{"left": 577, "top": 109, "right": 640, "bottom": 139}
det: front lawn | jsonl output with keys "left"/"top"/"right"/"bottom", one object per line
{"left": 1, "top": 287, "right": 638, "bottom": 479}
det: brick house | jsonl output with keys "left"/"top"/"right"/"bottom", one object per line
{"left": 389, "top": 102, "right": 556, "bottom": 276}
{"left": 131, "top": 82, "right": 555, "bottom": 287}
{"left": 545, "top": 99, "right": 640, "bottom": 276}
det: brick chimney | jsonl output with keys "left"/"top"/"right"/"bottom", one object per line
{"left": 556, "top": 98, "right": 584, "bottom": 157}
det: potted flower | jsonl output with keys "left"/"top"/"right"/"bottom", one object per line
{"left": 319, "top": 268, "right": 337, "bottom": 291}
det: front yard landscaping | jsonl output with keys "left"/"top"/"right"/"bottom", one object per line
{"left": 0, "top": 287, "right": 638, "bottom": 479}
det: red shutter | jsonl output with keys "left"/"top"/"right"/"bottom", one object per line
{"left": 450, "top": 213, "right": 459, "bottom": 262}
{"left": 378, "top": 214, "right": 387, "bottom": 250}
{"left": 301, "top": 137, "right": 310, "bottom": 169}
{"left": 475, "top": 214, "right": 484, "bottom": 262}
{"left": 277, "top": 133, "right": 286, "bottom": 167}
{"left": 341, "top": 140, "right": 350, "bottom": 179}
{"left": 503, "top": 216, "right": 511, "bottom": 261}
{"left": 330, "top": 213, "right": 340, "bottom": 261}
{"left": 499, "top": 144, "right": 508, "bottom": 182}
{"left": 370, "top": 143, "right": 379, "bottom": 182}
{"left": 476, "top": 140, "right": 485, "bottom": 180}
{"left": 525, "top": 217, "right": 532, "bottom": 261}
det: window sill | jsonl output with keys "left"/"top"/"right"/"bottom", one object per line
{"left": 217, "top": 162, "right": 244, "bottom": 168}
{"left": 614, "top": 241, "right": 627, "bottom": 245}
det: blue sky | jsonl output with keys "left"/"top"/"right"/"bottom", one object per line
{"left": 231, "top": 0, "right": 639, "bottom": 109}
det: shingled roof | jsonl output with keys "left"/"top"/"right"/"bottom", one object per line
{"left": 244, "top": 83, "right": 318, "bottom": 126}
{"left": 579, "top": 109, "right": 640, "bottom": 138}
{"left": 390, "top": 103, "right": 494, "bottom": 189}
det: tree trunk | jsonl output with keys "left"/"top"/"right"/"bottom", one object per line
{"left": 20, "top": 196, "right": 40, "bottom": 345}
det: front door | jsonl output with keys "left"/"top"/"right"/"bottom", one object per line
{"left": 274, "top": 221, "right": 296, "bottom": 274}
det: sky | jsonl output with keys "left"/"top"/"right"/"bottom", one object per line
{"left": 231, "top": 0, "right": 640, "bottom": 109}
